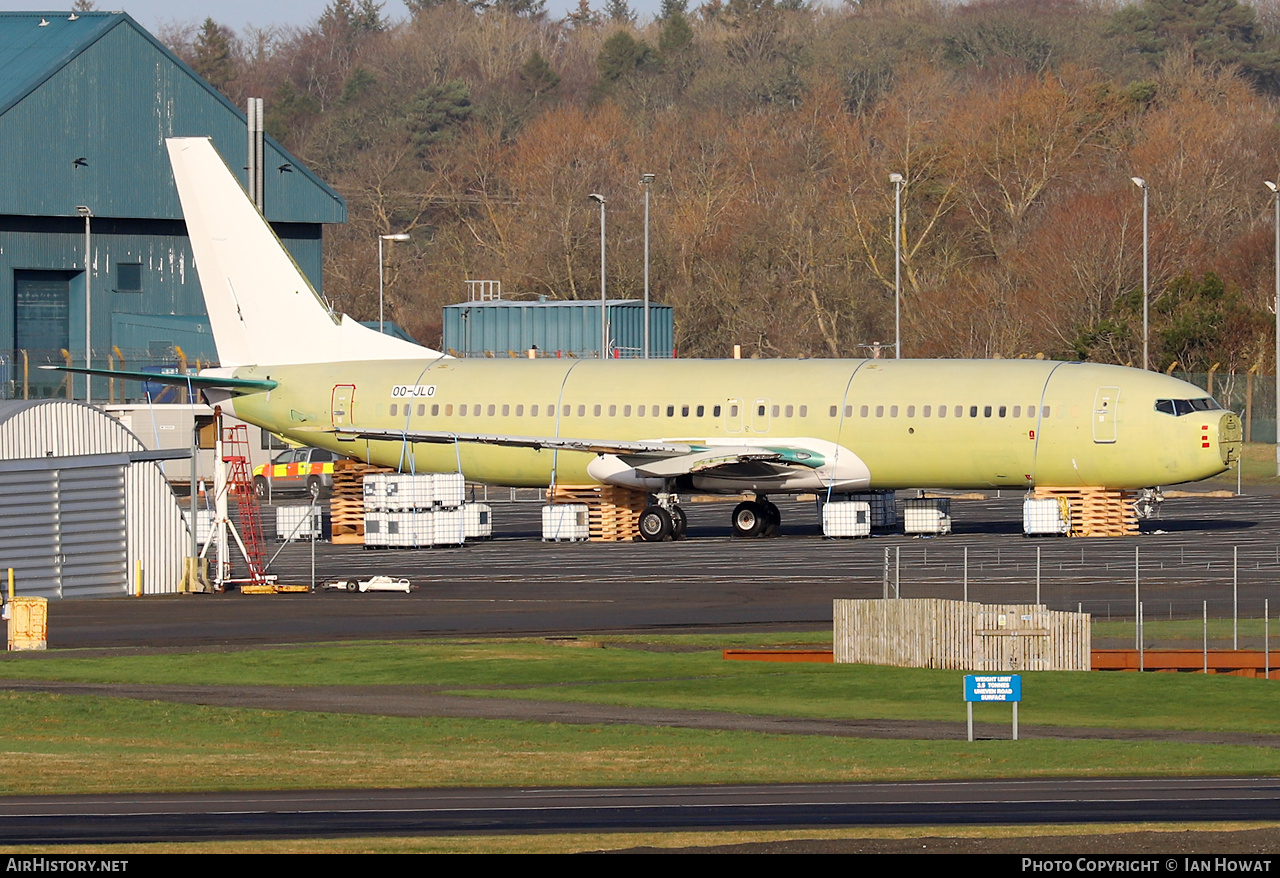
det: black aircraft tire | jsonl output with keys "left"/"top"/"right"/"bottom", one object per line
{"left": 761, "top": 500, "right": 781, "bottom": 537}
{"left": 639, "top": 506, "right": 673, "bottom": 542}
{"left": 670, "top": 505, "right": 688, "bottom": 540}
{"left": 732, "top": 501, "right": 765, "bottom": 538}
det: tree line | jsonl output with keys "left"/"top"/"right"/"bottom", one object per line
{"left": 165, "top": 0, "right": 1280, "bottom": 372}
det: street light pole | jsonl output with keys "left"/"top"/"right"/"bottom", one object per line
{"left": 589, "top": 193, "right": 607, "bottom": 358}
{"left": 77, "top": 205, "right": 92, "bottom": 402}
{"left": 641, "top": 174, "right": 655, "bottom": 359}
{"left": 378, "top": 232, "right": 411, "bottom": 334}
{"left": 889, "top": 173, "right": 904, "bottom": 359}
{"left": 1131, "top": 176, "right": 1149, "bottom": 370}
{"left": 1268, "top": 181, "right": 1280, "bottom": 476}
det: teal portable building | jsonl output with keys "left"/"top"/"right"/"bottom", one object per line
{"left": 442, "top": 299, "right": 676, "bottom": 359}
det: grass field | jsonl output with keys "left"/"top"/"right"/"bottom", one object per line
{"left": 0, "top": 635, "right": 1278, "bottom": 801}
{"left": 1201, "top": 442, "right": 1280, "bottom": 490}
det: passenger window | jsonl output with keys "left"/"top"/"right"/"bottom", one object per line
{"left": 516, "top": 405, "right": 524, "bottom": 416}
{"left": 845, "top": 405, "right": 853, "bottom": 417}
{"left": 875, "top": 405, "right": 884, "bottom": 417}
{"left": 1043, "top": 406, "right": 1051, "bottom": 417}
{"left": 563, "top": 404, "right": 571, "bottom": 416}
{"left": 459, "top": 404, "right": 468, "bottom": 416}
{"left": 728, "top": 405, "right": 737, "bottom": 417}
{"left": 860, "top": 405, "right": 869, "bottom": 417}
{"left": 799, "top": 405, "right": 807, "bottom": 417}
{"left": 906, "top": 405, "right": 915, "bottom": 417}
{"left": 445, "top": 404, "right": 453, "bottom": 416}
{"left": 938, "top": 406, "right": 947, "bottom": 418}
{"left": 390, "top": 404, "right": 398, "bottom": 416}
{"left": 431, "top": 404, "right": 439, "bottom": 416}
{"left": 531, "top": 405, "right": 539, "bottom": 417}
{"left": 608, "top": 405, "right": 616, "bottom": 417}
{"left": 757, "top": 405, "right": 765, "bottom": 416}
{"left": 830, "top": 405, "right": 838, "bottom": 417}
{"left": 1012, "top": 405, "right": 1021, "bottom": 418}
{"left": 983, "top": 406, "right": 991, "bottom": 417}
{"left": 784, "top": 405, "right": 793, "bottom": 417}
{"left": 578, "top": 405, "right": 586, "bottom": 417}
{"left": 771, "top": 405, "right": 780, "bottom": 417}
{"left": 594, "top": 404, "right": 601, "bottom": 417}
{"left": 697, "top": 405, "right": 705, "bottom": 417}
{"left": 970, "top": 406, "right": 979, "bottom": 418}
{"left": 624, "top": 405, "right": 632, "bottom": 416}
{"left": 638, "top": 406, "right": 645, "bottom": 418}
{"left": 682, "top": 405, "right": 690, "bottom": 417}
{"left": 501, "top": 404, "right": 509, "bottom": 416}
{"left": 668, "top": 405, "right": 676, "bottom": 417}
{"left": 998, "top": 406, "right": 1006, "bottom": 417}
{"left": 923, "top": 405, "right": 931, "bottom": 417}
{"left": 713, "top": 405, "right": 721, "bottom": 417}
{"left": 417, "top": 404, "right": 425, "bottom": 416}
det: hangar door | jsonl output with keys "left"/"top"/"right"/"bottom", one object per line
{"left": 0, "top": 459, "right": 128, "bottom": 599}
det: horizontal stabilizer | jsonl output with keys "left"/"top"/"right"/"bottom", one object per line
{"left": 40, "top": 365, "right": 276, "bottom": 393}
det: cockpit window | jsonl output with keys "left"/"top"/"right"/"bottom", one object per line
{"left": 1155, "top": 398, "right": 1222, "bottom": 416}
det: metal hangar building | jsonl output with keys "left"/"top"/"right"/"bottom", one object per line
{"left": 0, "top": 10, "right": 345, "bottom": 397}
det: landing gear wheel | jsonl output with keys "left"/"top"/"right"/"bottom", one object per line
{"left": 732, "top": 501, "right": 765, "bottom": 538}
{"left": 761, "top": 499, "right": 781, "bottom": 537}
{"left": 639, "top": 506, "right": 674, "bottom": 542}
{"left": 670, "top": 505, "right": 688, "bottom": 540}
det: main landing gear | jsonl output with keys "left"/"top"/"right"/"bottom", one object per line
{"left": 638, "top": 492, "right": 782, "bottom": 541}
{"left": 639, "top": 492, "right": 688, "bottom": 542}
{"left": 731, "top": 497, "right": 780, "bottom": 538}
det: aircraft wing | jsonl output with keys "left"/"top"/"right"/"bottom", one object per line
{"left": 303, "top": 426, "right": 695, "bottom": 456}
{"left": 296, "top": 427, "right": 812, "bottom": 475}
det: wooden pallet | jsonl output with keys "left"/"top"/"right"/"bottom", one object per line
{"left": 329, "top": 461, "right": 393, "bottom": 544}
{"left": 1031, "top": 487, "right": 1138, "bottom": 537}
{"left": 550, "top": 484, "right": 648, "bottom": 541}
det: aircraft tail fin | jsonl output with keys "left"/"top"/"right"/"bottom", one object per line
{"left": 165, "top": 137, "right": 443, "bottom": 368}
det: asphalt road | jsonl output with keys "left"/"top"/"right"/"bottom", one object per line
{"left": 1, "top": 778, "right": 1278, "bottom": 843}
{"left": 42, "top": 491, "right": 1280, "bottom": 649}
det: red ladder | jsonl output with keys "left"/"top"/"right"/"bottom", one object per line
{"left": 222, "top": 424, "right": 269, "bottom": 586}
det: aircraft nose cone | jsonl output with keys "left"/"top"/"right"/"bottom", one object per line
{"left": 1217, "top": 411, "right": 1242, "bottom": 467}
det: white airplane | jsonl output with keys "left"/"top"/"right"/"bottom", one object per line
{"left": 57, "top": 138, "right": 1244, "bottom": 540}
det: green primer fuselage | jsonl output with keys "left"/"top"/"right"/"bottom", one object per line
{"left": 226, "top": 357, "right": 1239, "bottom": 491}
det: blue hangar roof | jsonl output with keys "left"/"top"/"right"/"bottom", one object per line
{"left": 0, "top": 10, "right": 345, "bottom": 224}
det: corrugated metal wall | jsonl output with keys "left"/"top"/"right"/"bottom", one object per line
{"left": 0, "top": 458, "right": 128, "bottom": 599}
{"left": 0, "top": 400, "right": 189, "bottom": 597}
{"left": 442, "top": 301, "right": 676, "bottom": 358}
{"left": 0, "top": 216, "right": 321, "bottom": 363}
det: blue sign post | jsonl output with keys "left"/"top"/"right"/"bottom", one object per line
{"left": 964, "top": 674, "right": 1022, "bottom": 741}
